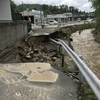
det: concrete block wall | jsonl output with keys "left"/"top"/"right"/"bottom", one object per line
{"left": 0, "top": 21, "right": 28, "bottom": 51}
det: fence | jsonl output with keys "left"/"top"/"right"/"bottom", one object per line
{"left": 50, "top": 38, "right": 100, "bottom": 100}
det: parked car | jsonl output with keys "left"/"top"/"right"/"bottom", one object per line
{"left": 84, "top": 18, "right": 93, "bottom": 23}
{"left": 77, "top": 18, "right": 81, "bottom": 22}
{"left": 48, "top": 20, "right": 58, "bottom": 25}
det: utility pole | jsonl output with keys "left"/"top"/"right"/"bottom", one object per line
{"left": 66, "top": 5, "right": 67, "bottom": 23}
{"left": 71, "top": 7, "right": 74, "bottom": 21}
{"left": 22, "top": 1, "right": 24, "bottom": 20}
{"left": 73, "top": 9, "right": 74, "bottom": 21}
{"left": 40, "top": 10, "right": 42, "bottom": 24}
{"left": 27, "top": 8, "right": 29, "bottom": 20}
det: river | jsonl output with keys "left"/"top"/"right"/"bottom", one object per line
{"left": 72, "top": 29, "right": 100, "bottom": 79}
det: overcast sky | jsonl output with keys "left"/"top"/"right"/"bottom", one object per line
{"left": 12, "top": 0, "right": 94, "bottom": 12}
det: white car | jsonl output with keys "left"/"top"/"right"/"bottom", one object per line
{"left": 77, "top": 18, "right": 81, "bottom": 22}
{"left": 84, "top": 19, "right": 93, "bottom": 23}
{"left": 48, "top": 20, "right": 58, "bottom": 25}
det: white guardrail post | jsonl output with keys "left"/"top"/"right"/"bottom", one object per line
{"left": 50, "top": 38, "right": 100, "bottom": 99}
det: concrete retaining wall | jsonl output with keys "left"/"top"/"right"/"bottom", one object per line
{"left": 0, "top": 21, "right": 28, "bottom": 51}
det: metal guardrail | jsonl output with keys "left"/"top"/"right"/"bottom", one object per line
{"left": 50, "top": 38, "right": 100, "bottom": 100}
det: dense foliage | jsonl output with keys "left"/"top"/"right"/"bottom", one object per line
{"left": 10, "top": 0, "right": 19, "bottom": 13}
{"left": 10, "top": 0, "right": 89, "bottom": 17}
{"left": 79, "top": 81, "right": 97, "bottom": 100}
{"left": 55, "top": 23, "right": 95, "bottom": 36}
{"left": 18, "top": 4, "right": 86, "bottom": 17}
{"left": 89, "top": 0, "right": 100, "bottom": 42}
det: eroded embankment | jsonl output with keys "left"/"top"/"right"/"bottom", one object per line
{"left": 13, "top": 35, "right": 62, "bottom": 67}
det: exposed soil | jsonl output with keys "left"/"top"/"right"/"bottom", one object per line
{"left": 72, "top": 29, "right": 100, "bottom": 79}
{"left": 13, "top": 36, "right": 62, "bottom": 67}
{"left": 0, "top": 34, "right": 76, "bottom": 70}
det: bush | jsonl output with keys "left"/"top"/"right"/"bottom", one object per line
{"left": 54, "top": 23, "right": 95, "bottom": 37}
{"left": 79, "top": 81, "right": 98, "bottom": 100}
{"left": 77, "top": 23, "right": 95, "bottom": 34}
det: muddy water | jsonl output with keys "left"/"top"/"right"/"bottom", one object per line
{"left": 71, "top": 29, "right": 100, "bottom": 79}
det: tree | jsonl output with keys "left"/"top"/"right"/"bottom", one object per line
{"left": 34, "top": 7, "right": 37, "bottom": 10}
{"left": 42, "top": 4, "right": 48, "bottom": 11}
{"left": 89, "top": 0, "right": 100, "bottom": 42}
{"left": 89, "top": 0, "right": 100, "bottom": 8}
{"left": 10, "top": 0, "right": 19, "bottom": 13}
{"left": 10, "top": 2, "right": 88, "bottom": 16}
{"left": 89, "top": 0, "right": 100, "bottom": 30}
{"left": 69, "top": 6, "right": 75, "bottom": 13}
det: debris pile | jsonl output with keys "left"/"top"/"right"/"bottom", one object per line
{"left": 15, "top": 37, "right": 61, "bottom": 66}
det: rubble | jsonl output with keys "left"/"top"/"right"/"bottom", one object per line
{"left": 14, "top": 38, "right": 61, "bottom": 66}
{"left": 52, "top": 57, "right": 58, "bottom": 61}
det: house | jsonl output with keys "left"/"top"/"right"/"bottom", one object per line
{"left": 0, "top": 0, "right": 12, "bottom": 21}
{"left": 31, "top": 9, "right": 44, "bottom": 24}
{"left": 47, "top": 12, "right": 92, "bottom": 22}
{"left": 63, "top": 13, "right": 72, "bottom": 17}
{"left": 20, "top": 10, "right": 34, "bottom": 23}
{"left": 20, "top": 9, "right": 44, "bottom": 24}
{"left": 47, "top": 14, "right": 69, "bottom": 23}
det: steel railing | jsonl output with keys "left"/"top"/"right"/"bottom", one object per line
{"left": 50, "top": 38, "right": 100, "bottom": 100}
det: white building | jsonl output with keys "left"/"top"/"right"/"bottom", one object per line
{"left": 20, "top": 10, "right": 34, "bottom": 23}
{"left": 63, "top": 13, "right": 72, "bottom": 17}
{"left": 32, "top": 9, "right": 44, "bottom": 24}
{"left": 21, "top": 10, "right": 34, "bottom": 17}
{"left": 0, "top": 0, "right": 12, "bottom": 21}
{"left": 47, "top": 13, "right": 72, "bottom": 23}
{"left": 47, "top": 14, "right": 66, "bottom": 23}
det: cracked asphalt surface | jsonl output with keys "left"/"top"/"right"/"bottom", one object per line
{"left": 0, "top": 63, "right": 78, "bottom": 100}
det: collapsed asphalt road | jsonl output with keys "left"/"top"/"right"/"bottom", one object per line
{"left": 0, "top": 37, "right": 79, "bottom": 100}
{"left": 0, "top": 63, "right": 79, "bottom": 100}
{"left": 0, "top": 25, "right": 79, "bottom": 100}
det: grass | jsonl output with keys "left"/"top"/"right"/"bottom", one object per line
{"left": 79, "top": 81, "right": 98, "bottom": 100}
{"left": 54, "top": 23, "right": 95, "bottom": 37}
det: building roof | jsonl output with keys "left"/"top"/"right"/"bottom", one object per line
{"left": 47, "top": 13, "right": 72, "bottom": 18}
{"left": 47, "top": 14, "right": 66, "bottom": 18}
{"left": 63, "top": 13, "right": 72, "bottom": 17}
{"left": 20, "top": 10, "right": 34, "bottom": 16}
{"left": 32, "top": 9, "right": 43, "bottom": 15}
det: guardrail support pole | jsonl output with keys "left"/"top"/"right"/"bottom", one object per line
{"left": 61, "top": 47, "right": 65, "bottom": 67}
{"left": 79, "top": 71, "right": 84, "bottom": 83}
{"left": 59, "top": 46, "right": 61, "bottom": 52}
{"left": 61, "top": 54, "right": 64, "bottom": 67}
